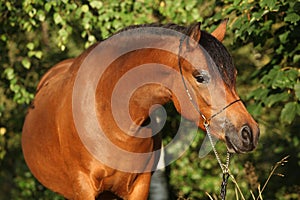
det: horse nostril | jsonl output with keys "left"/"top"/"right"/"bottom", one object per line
{"left": 240, "top": 125, "right": 252, "bottom": 144}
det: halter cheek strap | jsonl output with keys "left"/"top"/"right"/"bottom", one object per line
{"left": 208, "top": 98, "right": 241, "bottom": 122}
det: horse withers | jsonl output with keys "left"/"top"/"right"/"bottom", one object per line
{"left": 22, "top": 20, "right": 259, "bottom": 199}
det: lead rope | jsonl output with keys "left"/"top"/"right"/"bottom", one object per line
{"left": 204, "top": 122, "right": 231, "bottom": 200}
{"left": 178, "top": 35, "right": 231, "bottom": 200}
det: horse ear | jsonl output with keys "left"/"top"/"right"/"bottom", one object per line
{"left": 188, "top": 22, "right": 201, "bottom": 43}
{"left": 211, "top": 19, "right": 228, "bottom": 42}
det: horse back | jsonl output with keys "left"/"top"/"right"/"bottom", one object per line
{"left": 36, "top": 58, "right": 75, "bottom": 92}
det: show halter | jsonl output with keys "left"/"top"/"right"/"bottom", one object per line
{"left": 177, "top": 35, "right": 241, "bottom": 200}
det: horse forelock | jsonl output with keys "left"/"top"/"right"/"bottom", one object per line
{"left": 115, "top": 23, "right": 236, "bottom": 88}
{"left": 199, "top": 30, "right": 236, "bottom": 88}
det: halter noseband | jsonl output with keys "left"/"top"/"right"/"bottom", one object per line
{"left": 177, "top": 35, "right": 241, "bottom": 200}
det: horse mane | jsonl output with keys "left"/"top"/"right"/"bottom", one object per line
{"left": 115, "top": 23, "right": 236, "bottom": 88}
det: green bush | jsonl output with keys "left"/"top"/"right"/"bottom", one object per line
{"left": 0, "top": 0, "right": 298, "bottom": 199}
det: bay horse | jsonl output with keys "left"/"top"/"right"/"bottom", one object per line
{"left": 22, "top": 20, "right": 259, "bottom": 199}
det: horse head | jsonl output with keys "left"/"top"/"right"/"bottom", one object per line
{"left": 171, "top": 21, "right": 259, "bottom": 153}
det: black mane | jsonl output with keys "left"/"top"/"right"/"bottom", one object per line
{"left": 117, "top": 23, "right": 236, "bottom": 88}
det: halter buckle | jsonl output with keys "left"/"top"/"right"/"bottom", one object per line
{"left": 201, "top": 114, "right": 209, "bottom": 127}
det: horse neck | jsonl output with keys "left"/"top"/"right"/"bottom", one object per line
{"left": 95, "top": 48, "right": 178, "bottom": 141}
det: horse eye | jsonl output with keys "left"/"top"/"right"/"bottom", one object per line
{"left": 195, "top": 72, "right": 210, "bottom": 84}
{"left": 195, "top": 75, "right": 205, "bottom": 83}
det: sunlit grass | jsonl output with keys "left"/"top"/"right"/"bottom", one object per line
{"left": 203, "top": 156, "right": 289, "bottom": 200}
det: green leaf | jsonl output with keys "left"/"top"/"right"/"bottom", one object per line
{"left": 88, "top": 35, "right": 96, "bottom": 43}
{"left": 4, "top": 67, "right": 15, "bottom": 80}
{"left": 37, "top": 10, "right": 45, "bottom": 22}
{"left": 278, "top": 31, "right": 290, "bottom": 43}
{"left": 45, "top": 2, "right": 52, "bottom": 12}
{"left": 260, "top": 0, "right": 277, "bottom": 10}
{"left": 81, "top": 4, "right": 89, "bottom": 13}
{"left": 28, "top": 7, "right": 37, "bottom": 18}
{"left": 233, "top": 0, "right": 242, "bottom": 6}
{"left": 28, "top": 50, "right": 43, "bottom": 59}
{"left": 284, "top": 13, "right": 300, "bottom": 24}
{"left": 53, "top": 13, "right": 63, "bottom": 24}
{"left": 34, "top": 51, "right": 43, "bottom": 59}
{"left": 26, "top": 42, "right": 34, "bottom": 50}
{"left": 247, "top": 87, "right": 269, "bottom": 100}
{"left": 271, "top": 68, "right": 296, "bottom": 89}
{"left": 295, "top": 82, "right": 300, "bottom": 100}
{"left": 247, "top": 103, "right": 263, "bottom": 117}
{"left": 297, "top": 104, "right": 300, "bottom": 116}
{"left": 1, "top": 34, "right": 7, "bottom": 41}
{"left": 264, "top": 92, "right": 290, "bottom": 107}
{"left": 280, "top": 102, "right": 297, "bottom": 124}
{"left": 90, "top": 1, "right": 103, "bottom": 9}
{"left": 21, "top": 58, "right": 31, "bottom": 69}
{"left": 293, "top": 54, "right": 300, "bottom": 63}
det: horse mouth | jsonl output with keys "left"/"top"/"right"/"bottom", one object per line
{"left": 225, "top": 136, "right": 244, "bottom": 154}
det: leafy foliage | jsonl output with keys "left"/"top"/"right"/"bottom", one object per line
{"left": 0, "top": 0, "right": 299, "bottom": 199}
{"left": 224, "top": 0, "right": 300, "bottom": 125}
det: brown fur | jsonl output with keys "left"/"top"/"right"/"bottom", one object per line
{"left": 22, "top": 21, "right": 259, "bottom": 199}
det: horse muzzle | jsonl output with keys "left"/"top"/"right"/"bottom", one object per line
{"left": 224, "top": 121, "right": 260, "bottom": 153}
